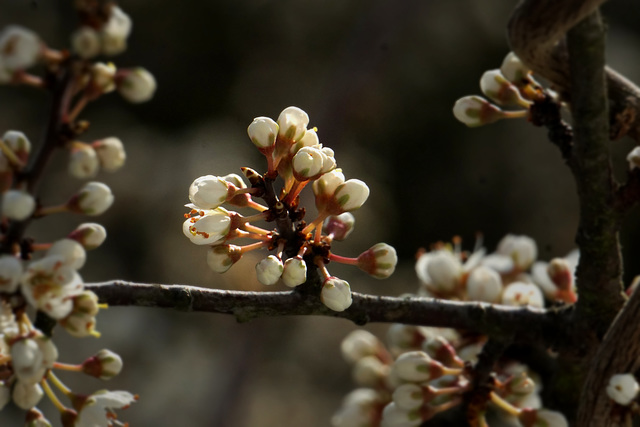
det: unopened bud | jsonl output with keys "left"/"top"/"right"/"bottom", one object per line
{"left": 466, "top": 265, "right": 502, "bottom": 302}
{"left": 392, "top": 383, "right": 424, "bottom": 411}
{"left": 101, "top": 6, "right": 132, "bottom": 56}
{"left": 501, "top": 282, "right": 544, "bottom": 308}
{"left": 248, "top": 117, "right": 278, "bottom": 149}
{"left": 357, "top": 243, "right": 397, "bottom": 279}
{"left": 627, "top": 147, "right": 640, "bottom": 170}
{"left": 25, "top": 407, "right": 52, "bottom": 427}
{"left": 312, "top": 169, "right": 345, "bottom": 207}
{"left": 91, "top": 62, "right": 116, "bottom": 94}
{"left": 2, "top": 190, "right": 35, "bottom": 220}
{"left": 59, "top": 291, "right": 100, "bottom": 337}
{"left": 69, "top": 182, "right": 114, "bottom": 216}
{"left": 206, "top": 244, "right": 242, "bottom": 273}
{"left": 341, "top": 330, "right": 381, "bottom": 364}
{"left": 71, "top": 27, "right": 100, "bottom": 59}
{"left": 329, "top": 179, "right": 370, "bottom": 214}
{"left": 92, "top": 137, "right": 125, "bottom": 172}
{"left": 381, "top": 402, "right": 422, "bottom": 427}
{"left": 607, "top": 373, "right": 640, "bottom": 406}
{"left": 0, "top": 25, "right": 41, "bottom": 70}
{"left": 47, "top": 239, "right": 87, "bottom": 270}
{"left": 425, "top": 250, "right": 462, "bottom": 293}
{"left": 321, "top": 277, "right": 352, "bottom": 312}
{"left": 497, "top": 234, "right": 537, "bottom": 271}
{"left": 116, "top": 68, "right": 157, "bottom": 103}
{"left": 255, "top": 255, "right": 284, "bottom": 285}
{"left": 500, "top": 52, "right": 530, "bottom": 84}
{"left": 352, "top": 356, "right": 388, "bottom": 387}
{"left": 12, "top": 381, "right": 43, "bottom": 410}
{"left": 189, "top": 175, "right": 231, "bottom": 209}
{"left": 392, "top": 351, "right": 444, "bottom": 383}
{"left": 82, "top": 349, "right": 123, "bottom": 380}
{"left": 292, "top": 146, "right": 324, "bottom": 180}
{"left": 0, "top": 254, "right": 22, "bottom": 293}
{"left": 69, "top": 143, "right": 99, "bottom": 179}
{"left": 282, "top": 257, "right": 307, "bottom": 287}
{"left": 68, "top": 223, "right": 107, "bottom": 250}
{"left": 277, "top": 106, "right": 309, "bottom": 142}
{"left": 480, "top": 69, "right": 530, "bottom": 106}
{"left": 453, "top": 95, "right": 510, "bottom": 127}
{"left": 3, "top": 130, "right": 31, "bottom": 158}
{"left": 323, "top": 213, "right": 355, "bottom": 241}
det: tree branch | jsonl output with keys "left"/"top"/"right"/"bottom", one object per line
{"left": 85, "top": 280, "right": 566, "bottom": 345}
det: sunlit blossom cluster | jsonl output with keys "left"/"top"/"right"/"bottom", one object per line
{"left": 183, "top": 106, "right": 398, "bottom": 312}
{"left": 0, "top": 3, "right": 154, "bottom": 425}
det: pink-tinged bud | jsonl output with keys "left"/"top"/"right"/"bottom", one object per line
{"left": 500, "top": 52, "right": 531, "bottom": 84}
{"left": 547, "top": 258, "right": 576, "bottom": 302}
{"left": 189, "top": 175, "right": 231, "bottom": 209}
{"left": 607, "top": 373, "right": 640, "bottom": 406}
{"left": 497, "top": 234, "right": 537, "bottom": 271}
{"left": 206, "top": 244, "right": 242, "bottom": 273}
{"left": 0, "top": 26, "right": 41, "bottom": 70}
{"left": 422, "top": 336, "right": 459, "bottom": 367}
{"left": 277, "top": 106, "right": 309, "bottom": 142}
{"left": 47, "top": 238, "right": 87, "bottom": 270}
{"left": 25, "top": 407, "right": 52, "bottom": 427}
{"left": 68, "top": 143, "right": 99, "bottom": 179}
{"left": 381, "top": 402, "right": 422, "bottom": 427}
{"left": 2, "top": 190, "right": 35, "bottom": 220}
{"left": 392, "top": 351, "right": 445, "bottom": 383}
{"left": 183, "top": 208, "right": 231, "bottom": 245}
{"left": 627, "top": 147, "right": 640, "bottom": 170}
{"left": 328, "top": 179, "right": 370, "bottom": 214}
{"left": 69, "top": 182, "right": 114, "bottom": 216}
{"left": 255, "top": 255, "right": 284, "bottom": 285}
{"left": 12, "top": 381, "right": 43, "bottom": 410}
{"left": 357, "top": 243, "right": 397, "bottom": 279}
{"left": 282, "top": 257, "right": 307, "bottom": 287}
{"left": 323, "top": 213, "right": 355, "bottom": 241}
{"left": 466, "top": 265, "right": 502, "bottom": 302}
{"left": 68, "top": 222, "right": 107, "bottom": 250}
{"left": 321, "top": 277, "right": 352, "bottom": 312}
{"left": 91, "top": 62, "right": 116, "bottom": 94}
{"left": 248, "top": 117, "right": 279, "bottom": 149}
{"left": 292, "top": 146, "right": 324, "bottom": 180}
{"left": 71, "top": 26, "right": 100, "bottom": 59}
{"left": 453, "top": 95, "right": 509, "bottom": 127}
{"left": 480, "top": 69, "right": 531, "bottom": 106}
{"left": 116, "top": 68, "right": 157, "bottom": 103}
{"left": 501, "top": 282, "right": 544, "bottom": 308}
{"left": 82, "top": 349, "right": 123, "bottom": 380}
{"left": 92, "top": 137, "right": 125, "bottom": 172}
{"left": 3, "top": 130, "right": 31, "bottom": 160}
{"left": 0, "top": 254, "right": 22, "bottom": 293}
{"left": 340, "top": 330, "right": 381, "bottom": 364}
{"left": 392, "top": 383, "right": 424, "bottom": 411}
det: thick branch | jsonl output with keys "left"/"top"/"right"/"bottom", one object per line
{"left": 85, "top": 281, "right": 565, "bottom": 345}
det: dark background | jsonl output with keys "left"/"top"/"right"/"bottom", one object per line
{"left": 1, "top": 0, "right": 640, "bottom": 425}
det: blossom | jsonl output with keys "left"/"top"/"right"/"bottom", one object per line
{"left": 183, "top": 207, "right": 231, "bottom": 245}
{"left": 75, "top": 390, "right": 137, "bottom": 427}
{"left": 0, "top": 254, "right": 22, "bottom": 293}
{"left": 69, "top": 143, "right": 99, "bottom": 179}
{"left": 82, "top": 349, "right": 123, "bottom": 380}
{"left": 70, "top": 182, "right": 115, "bottom": 216}
{"left": 93, "top": 137, "right": 126, "bottom": 172}
{"left": 502, "top": 281, "right": 544, "bottom": 308}
{"left": 48, "top": 238, "right": 87, "bottom": 270}
{"left": 282, "top": 257, "right": 307, "bottom": 287}
{"left": 248, "top": 117, "right": 278, "bottom": 148}
{"left": 189, "top": 175, "right": 231, "bottom": 209}
{"left": 206, "top": 245, "right": 242, "bottom": 273}
{"left": 466, "top": 265, "right": 502, "bottom": 302}
{"left": 277, "top": 106, "right": 309, "bottom": 142}
{"left": 59, "top": 290, "right": 101, "bottom": 337}
{"left": 68, "top": 223, "right": 107, "bottom": 250}
{"left": 607, "top": 373, "right": 640, "bottom": 406}
{"left": 116, "top": 68, "right": 157, "bottom": 103}
{"left": 71, "top": 26, "right": 101, "bottom": 59}
{"left": 0, "top": 25, "right": 41, "bottom": 70}
{"left": 321, "top": 277, "right": 352, "bottom": 311}
{"left": 255, "top": 255, "right": 284, "bottom": 285}
{"left": 2, "top": 189, "right": 36, "bottom": 220}
{"left": 357, "top": 243, "right": 398, "bottom": 279}
{"left": 101, "top": 6, "right": 132, "bottom": 56}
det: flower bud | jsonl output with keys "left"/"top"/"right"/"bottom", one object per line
{"left": 357, "top": 243, "right": 397, "bottom": 279}
{"left": 501, "top": 282, "right": 544, "bottom": 308}
{"left": 321, "top": 277, "right": 352, "bottom": 312}
{"left": 331, "top": 388, "right": 382, "bottom": 427}
{"left": 497, "top": 234, "right": 537, "bottom": 271}
{"left": 248, "top": 117, "right": 278, "bottom": 149}
{"left": 69, "top": 143, "right": 99, "bottom": 179}
{"left": 392, "top": 384, "right": 424, "bottom": 411}
{"left": 291, "top": 128, "right": 319, "bottom": 154}
{"left": 381, "top": 402, "right": 422, "bottom": 427}
{"left": 533, "top": 410, "right": 568, "bottom": 427}
{"left": 25, "top": 407, "right": 52, "bottom": 427}
{"left": 425, "top": 250, "right": 462, "bottom": 293}
{"left": 91, "top": 62, "right": 116, "bottom": 94}
{"left": 12, "top": 381, "right": 43, "bottom": 410}
{"left": 607, "top": 373, "right": 640, "bottom": 406}
{"left": 319, "top": 146, "right": 337, "bottom": 174}
{"left": 82, "top": 349, "right": 123, "bottom": 380}
{"left": 206, "top": 244, "right": 242, "bottom": 273}
{"left": 69, "top": 182, "right": 114, "bottom": 216}
{"left": 341, "top": 330, "right": 381, "bottom": 364}
{"left": 508, "top": 372, "right": 536, "bottom": 395}
{"left": 627, "top": 147, "right": 640, "bottom": 170}
{"left": 92, "top": 137, "right": 125, "bottom": 172}
{"left": 277, "top": 106, "right": 309, "bottom": 142}
{"left": 292, "top": 146, "right": 324, "bottom": 180}
{"left": 453, "top": 95, "right": 508, "bottom": 127}
{"left": 0, "top": 255, "right": 22, "bottom": 293}
{"left": 189, "top": 175, "right": 231, "bottom": 209}
{"left": 323, "top": 213, "right": 355, "bottom": 241}
{"left": 47, "top": 238, "right": 87, "bottom": 270}
{"left": 11, "top": 338, "right": 46, "bottom": 383}
{"left": 313, "top": 169, "right": 345, "bottom": 206}
{"left": 183, "top": 208, "right": 231, "bottom": 245}
{"left": 387, "top": 324, "right": 424, "bottom": 350}
{"left": 68, "top": 223, "right": 107, "bottom": 250}
{"left": 255, "top": 255, "right": 284, "bottom": 286}
{"left": 59, "top": 290, "right": 101, "bottom": 337}
{"left": 116, "top": 68, "right": 157, "bottom": 103}
{"left": 392, "top": 351, "right": 445, "bottom": 383}
{"left": 500, "top": 52, "right": 530, "bottom": 84}
{"left": 547, "top": 258, "right": 575, "bottom": 299}
{"left": 329, "top": 179, "right": 370, "bottom": 214}
{"left": 101, "top": 6, "right": 132, "bottom": 56}
{"left": 466, "top": 265, "right": 502, "bottom": 302}
{"left": 71, "top": 26, "right": 101, "bottom": 59}
{"left": 2, "top": 190, "right": 35, "bottom": 220}
{"left": 0, "top": 26, "right": 41, "bottom": 70}
{"left": 282, "top": 257, "right": 307, "bottom": 287}
{"left": 353, "top": 355, "right": 389, "bottom": 387}
{"left": 3, "top": 130, "right": 31, "bottom": 159}
{"left": 422, "top": 336, "right": 459, "bottom": 366}
{"left": 480, "top": 69, "right": 530, "bottom": 106}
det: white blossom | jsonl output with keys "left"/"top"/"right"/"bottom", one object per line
{"left": 47, "top": 238, "right": 87, "bottom": 270}
{"left": 71, "top": 26, "right": 101, "bottom": 59}
{"left": 502, "top": 281, "right": 544, "bottom": 308}
{"left": 72, "top": 182, "right": 115, "bottom": 216}
{"left": 2, "top": 190, "right": 35, "bottom": 220}
{"left": 0, "top": 26, "right": 41, "bottom": 70}
{"left": 607, "top": 373, "right": 640, "bottom": 406}
{"left": 101, "top": 6, "right": 132, "bottom": 56}
{"left": 189, "top": 175, "right": 230, "bottom": 209}
{"left": 341, "top": 330, "right": 380, "bottom": 364}
{"left": 93, "top": 137, "right": 126, "bottom": 172}
{"left": 248, "top": 117, "right": 278, "bottom": 148}
{"left": 466, "top": 265, "right": 503, "bottom": 302}
{"left": 183, "top": 207, "right": 231, "bottom": 245}
{"left": 255, "top": 255, "right": 284, "bottom": 285}
{"left": 282, "top": 257, "right": 307, "bottom": 287}
{"left": 75, "top": 389, "right": 137, "bottom": 427}
{"left": 497, "top": 234, "right": 537, "bottom": 271}
{"left": 627, "top": 146, "right": 640, "bottom": 170}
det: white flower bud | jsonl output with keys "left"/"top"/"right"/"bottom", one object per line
{"left": 392, "top": 351, "right": 435, "bottom": 382}
{"left": 319, "top": 146, "right": 337, "bottom": 174}
{"left": 101, "top": 6, "right": 132, "bottom": 56}
{"left": 93, "top": 137, "right": 126, "bottom": 172}
{"left": 509, "top": 372, "right": 536, "bottom": 395}
{"left": 189, "top": 175, "right": 231, "bottom": 209}
{"left": 331, "top": 388, "right": 381, "bottom": 427}
{"left": 282, "top": 257, "right": 307, "bottom": 287}
{"left": 68, "top": 223, "right": 107, "bottom": 250}
{"left": 381, "top": 402, "right": 422, "bottom": 427}
{"left": 607, "top": 373, "right": 640, "bottom": 406}
{"left": 116, "top": 68, "right": 157, "bottom": 103}
{"left": 341, "top": 330, "right": 380, "bottom": 364}
{"left": 330, "top": 179, "right": 370, "bottom": 213}
{"left": 453, "top": 95, "right": 507, "bottom": 127}
{"left": 206, "top": 244, "right": 242, "bottom": 273}
{"left": 82, "top": 349, "right": 123, "bottom": 380}
{"left": 0, "top": 255, "right": 22, "bottom": 293}
{"left": 480, "top": 69, "right": 530, "bottom": 106}
{"left": 313, "top": 169, "right": 345, "bottom": 197}
{"left": 500, "top": 52, "right": 530, "bottom": 84}
{"left": 47, "top": 239, "right": 87, "bottom": 270}
{"left": 502, "top": 282, "right": 544, "bottom": 308}
{"left": 627, "top": 146, "right": 640, "bottom": 170}
{"left": 247, "top": 117, "right": 278, "bottom": 149}
{"left": 3, "top": 130, "right": 31, "bottom": 157}
{"left": 466, "top": 266, "right": 503, "bottom": 302}
{"left": 291, "top": 128, "right": 319, "bottom": 154}
{"left": 292, "top": 146, "right": 324, "bottom": 180}
{"left": 69, "top": 143, "right": 99, "bottom": 179}
{"left": 255, "top": 255, "right": 284, "bottom": 285}
{"left": 12, "top": 381, "right": 43, "bottom": 410}
{"left": 183, "top": 208, "right": 231, "bottom": 245}
{"left": 497, "top": 234, "right": 537, "bottom": 271}
{"left": 91, "top": 62, "right": 116, "bottom": 94}
{"left": 71, "top": 182, "right": 114, "bottom": 216}
{"left": 71, "top": 27, "right": 101, "bottom": 59}
{"left": 323, "top": 213, "right": 355, "bottom": 241}
{"left": 277, "top": 106, "right": 309, "bottom": 141}
{"left": 0, "top": 26, "right": 41, "bottom": 70}
{"left": 11, "top": 338, "right": 46, "bottom": 384}
{"left": 353, "top": 355, "right": 388, "bottom": 387}
{"left": 392, "top": 384, "right": 424, "bottom": 411}
{"left": 425, "top": 250, "right": 462, "bottom": 292}
{"left": 534, "top": 410, "right": 568, "bottom": 427}
{"left": 2, "top": 190, "right": 35, "bottom": 220}
{"left": 357, "top": 243, "right": 397, "bottom": 279}
{"left": 321, "top": 277, "right": 352, "bottom": 312}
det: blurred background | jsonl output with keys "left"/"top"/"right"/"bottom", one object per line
{"left": 1, "top": 0, "right": 640, "bottom": 425}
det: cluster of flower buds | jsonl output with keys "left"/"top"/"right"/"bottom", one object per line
{"left": 184, "top": 106, "right": 398, "bottom": 312}
{"left": 0, "top": 3, "right": 151, "bottom": 425}
{"left": 452, "top": 52, "right": 549, "bottom": 127}
{"left": 415, "top": 234, "right": 578, "bottom": 307}
{"left": 332, "top": 326, "right": 568, "bottom": 427}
